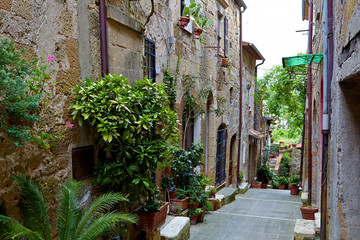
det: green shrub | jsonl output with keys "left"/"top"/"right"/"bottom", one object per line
{"left": 290, "top": 175, "right": 300, "bottom": 186}
{"left": 70, "top": 74, "right": 179, "bottom": 209}
{"left": 278, "top": 176, "right": 289, "bottom": 185}
{"left": 279, "top": 153, "right": 291, "bottom": 177}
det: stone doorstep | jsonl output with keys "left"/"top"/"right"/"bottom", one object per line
{"left": 160, "top": 216, "right": 190, "bottom": 240}
{"left": 293, "top": 219, "right": 316, "bottom": 240}
{"left": 216, "top": 187, "right": 238, "bottom": 206}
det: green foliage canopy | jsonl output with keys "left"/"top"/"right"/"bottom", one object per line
{"left": 256, "top": 60, "right": 307, "bottom": 137}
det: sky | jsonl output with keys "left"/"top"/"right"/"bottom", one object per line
{"left": 243, "top": 0, "right": 309, "bottom": 78}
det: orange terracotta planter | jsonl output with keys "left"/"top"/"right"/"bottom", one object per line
{"left": 136, "top": 202, "right": 169, "bottom": 232}
{"left": 300, "top": 206, "right": 319, "bottom": 220}
{"left": 170, "top": 197, "right": 189, "bottom": 213}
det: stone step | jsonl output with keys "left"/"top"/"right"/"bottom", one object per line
{"left": 160, "top": 216, "right": 190, "bottom": 240}
{"left": 216, "top": 187, "right": 238, "bottom": 206}
{"left": 293, "top": 219, "right": 315, "bottom": 240}
{"left": 236, "top": 182, "right": 249, "bottom": 194}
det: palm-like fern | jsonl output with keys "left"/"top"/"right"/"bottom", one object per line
{"left": 0, "top": 175, "right": 137, "bottom": 240}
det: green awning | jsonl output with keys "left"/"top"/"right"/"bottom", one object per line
{"left": 282, "top": 53, "right": 323, "bottom": 68}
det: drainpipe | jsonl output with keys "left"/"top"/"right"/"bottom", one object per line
{"left": 299, "top": 112, "right": 306, "bottom": 184}
{"left": 237, "top": 2, "right": 247, "bottom": 185}
{"left": 320, "top": 0, "right": 333, "bottom": 238}
{"left": 253, "top": 57, "right": 265, "bottom": 184}
{"left": 99, "top": 0, "right": 109, "bottom": 77}
{"left": 307, "top": 0, "right": 313, "bottom": 205}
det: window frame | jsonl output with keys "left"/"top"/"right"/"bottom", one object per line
{"left": 144, "top": 37, "right": 156, "bottom": 82}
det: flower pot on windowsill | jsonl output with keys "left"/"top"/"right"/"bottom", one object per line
{"left": 136, "top": 202, "right": 169, "bottom": 232}
{"left": 179, "top": 16, "right": 190, "bottom": 27}
{"left": 300, "top": 205, "right": 319, "bottom": 220}
{"left": 170, "top": 197, "right": 189, "bottom": 213}
{"left": 194, "top": 27, "right": 203, "bottom": 36}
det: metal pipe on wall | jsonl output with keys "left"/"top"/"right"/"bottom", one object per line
{"left": 99, "top": 0, "right": 109, "bottom": 77}
{"left": 320, "top": 0, "right": 333, "bottom": 238}
{"left": 237, "top": 4, "right": 246, "bottom": 185}
{"left": 307, "top": 0, "right": 314, "bottom": 205}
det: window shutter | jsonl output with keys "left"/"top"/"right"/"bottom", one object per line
{"left": 224, "top": 16, "right": 228, "bottom": 57}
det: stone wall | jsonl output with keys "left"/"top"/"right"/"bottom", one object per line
{"left": 329, "top": 0, "right": 360, "bottom": 239}
{"left": 0, "top": 0, "right": 100, "bottom": 226}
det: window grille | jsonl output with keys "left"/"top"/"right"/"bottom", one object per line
{"left": 145, "top": 38, "right": 156, "bottom": 81}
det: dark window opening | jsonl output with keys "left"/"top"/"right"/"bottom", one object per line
{"left": 72, "top": 145, "right": 95, "bottom": 181}
{"left": 145, "top": 38, "right": 156, "bottom": 82}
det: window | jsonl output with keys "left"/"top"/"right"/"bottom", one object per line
{"left": 145, "top": 38, "right": 156, "bottom": 81}
{"left": 72, "top": 145, "right": 94, "bottom": 181}
{"left": 224, "top": 16, "right": 228, "bottom": 57}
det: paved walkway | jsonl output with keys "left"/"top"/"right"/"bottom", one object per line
{"left": 190, "top": 188, "right": 301, "bottom": 240}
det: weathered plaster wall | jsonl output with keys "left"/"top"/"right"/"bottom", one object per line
{"left": 329, "top": 1, "right": 360, "bottom": 238}
{"left": 0, "top": 0, "right": 99, "bottom": 226}
{"left": 112, "top": 0, "right": 244, "bottom": 186}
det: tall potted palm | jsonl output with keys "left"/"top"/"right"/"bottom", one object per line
{"left": 0, "top": 175, "right": 137, "bottom": 240}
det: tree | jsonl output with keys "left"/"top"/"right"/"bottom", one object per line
{"left": 0, "top": 175, "right": 137, "bottom": 240}
{"left": 256, "top": 59, "right": 307, "bottom": 138}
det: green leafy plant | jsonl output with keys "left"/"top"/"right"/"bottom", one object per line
{"left": 194, "top": 14, "right": 212, "bottom": 29}
{"left": 187, "top": 208, "right": 203, "bottom": 218}
{"left": 163, "top": 67, "right": 176, "bottom": 110}
{"left": 279, "top": 153, "right": 291, "bottom": 177}
{"left": 278, "top": 176, "right": 289, "bottom": 186}
{"left": 171, "top": 144, "right": 204, "bottom": 189}
{"left": 175, "top": 188, "right": 188, "bottom": 200}
{"left": 0, "top": 38, "right": 65, "bottom": 148}
{"left": 256, "top": 165, "right": 273, "bottom": 184}
{"left": 182, "top": 0, "right": 201, "bottom": 20}
{"left": 70, "top": 74, "right": 179, "bottom": 210}
{"left": 239, "top": 171, "right": 244, "bottom": 184}
{"left": 290, "top": 175, "right": 300, "bottom": 186}
{"left": 0, "top": 175, "right": 137, "bottom": 240}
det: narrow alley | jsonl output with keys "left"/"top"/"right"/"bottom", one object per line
{"left": 191, "top": 189, "right": 301, "bottom": 240}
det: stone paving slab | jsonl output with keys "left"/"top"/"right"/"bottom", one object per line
{"left": 190, "top": 189, "right": 301, "bottom": 240}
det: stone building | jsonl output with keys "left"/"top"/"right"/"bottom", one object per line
{"left": 300, "top": 0, "right": 360, "bottom": 239}
{"left": 0, "top": 0, "right": 266, "bottom": 233}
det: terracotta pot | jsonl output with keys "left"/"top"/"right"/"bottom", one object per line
{"left": 136, "top": 202, "right": 169, "bottom": 232}
{"left": 208, "top": 198, "right": 217, "bottom": 210}
{"left": 197, "top": 208, "right": 206, "bottom": 222}
{"left": 194, "top": 27, "right": 203, "bottom": 36}
{"left": 252, "top": 183, "right": 261, "bottom": 189}
{"left": 188, "top": 202, "right": 199, "bottom": 210}
{"left": 169, "top": 189, "right": 177, "bottom": 199}
{"left": 261, "top": 183, "right": 268, "bottom": 189}
{"left": 190, "top": 215, "right": 198, "bottom": 225}
{"left": 170, "top": 197, "right": 189, "bottom": 213}
{"left": 279, "top": 185, "right": 285, "bottom": 190}
{"left": 179, "top": 16, "right": 190, "bottom": 27}
{"left": 280, "top": 146, "right": 285, "bottom": 150}
{"left": 300, "top": 206, "right": 319, "bottom": 220}
{"left": 290, "top": 185, "right": 299, "bottom": 195}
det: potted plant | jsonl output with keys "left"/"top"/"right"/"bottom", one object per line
{"left": 257, "top": 165, "right": 272, "bottom": 189}
{"left": 208, "top": 186, "right": 216, "bottom": 198}
{"left": 161, "top": 176, "right": 176, "bottom": 200}
{"left": 136, "top": 199, "right": 169, "bottom": 232}
{"left": 180, "top": 0, "right": 200, "bottom": 27}
{"left": 188, "top": 208, "right": 203, "bottom": 225}
{"left": 300, "top": 196, "right": 318, "bottom": 220}
{"left": 278, "top": 176, "right": 289, "bottom": 189}
{"left": 290, "top": 175, "right": 300, "bottom": 195}
{"left": 194, "top": 14, "right": 212, "bottom": 36}
{"left": 170, "top": 188, "right": 189, "bottom": 213}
